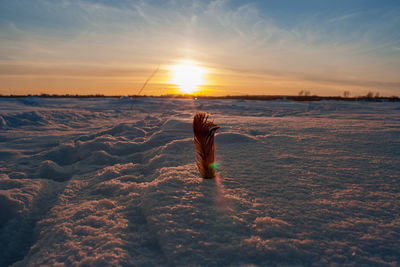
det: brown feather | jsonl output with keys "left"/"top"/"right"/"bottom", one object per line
{"left": 193, "top": 112, "right": 220, "bottom": 178}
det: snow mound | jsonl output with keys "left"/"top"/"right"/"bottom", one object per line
{"left": 0, "top": 175, "right": 43, "bottom": 224}
{"left": 35, "top": 160, "right": 71, "bottom": 181}
{"left": 1, "top": 111, "right": 47, "bottom": 128}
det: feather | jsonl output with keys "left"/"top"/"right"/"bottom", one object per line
{"left": 193, "top": 112, "right": 220, "bottom": 178}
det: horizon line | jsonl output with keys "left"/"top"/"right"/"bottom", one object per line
{"left": 0, "top": 93, "right": 399, "bottom": 101}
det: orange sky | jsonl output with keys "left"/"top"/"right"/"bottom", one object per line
{"left": 1, "top": 62, "right": 397, "bottom": 97}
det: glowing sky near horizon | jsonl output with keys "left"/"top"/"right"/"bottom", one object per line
{"left": 170, "top": 60, "right": 207, "bottom": 94}
{"left": 0, "top": 0, "right": 399, "bottom": 96}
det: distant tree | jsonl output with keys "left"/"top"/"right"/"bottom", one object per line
{"left": 299, "top": 90, "right": 311, "bottom": 96}
{"left": 343, "top": 91, "right": 351, "bottom": 97}
{"left": 375, "top": 92, "right": 380, "bottom": 98}
{"left": 366, "top": 91, "right": 374, "bottom": 98}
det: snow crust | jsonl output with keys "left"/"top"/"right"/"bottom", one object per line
{"left": 0, "top": 97, "right": 399, "bottom": 266}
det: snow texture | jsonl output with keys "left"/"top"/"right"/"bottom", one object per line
{"left": 0, "top": 97, "right": 399, "bottom": 266}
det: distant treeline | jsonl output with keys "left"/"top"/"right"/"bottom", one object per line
{"left": 168, "top": 95, "right": 400, "bottom": 102}
{"left": 0, "top": 94, "right": 399, "bottom": 102}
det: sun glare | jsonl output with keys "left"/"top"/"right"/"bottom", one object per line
{"left": 170, "top": 60, "right": 207, "bottom": 94}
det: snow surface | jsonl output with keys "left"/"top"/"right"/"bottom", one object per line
{"left": 0, "top": 97, "right": 399, "bottom": 266}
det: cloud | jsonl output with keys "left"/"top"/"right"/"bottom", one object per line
{"left": 329, "top": 11, "right": 360, "bottom": 23}
{"left": 0, "top": 63, "right": 158, "bottom": 78}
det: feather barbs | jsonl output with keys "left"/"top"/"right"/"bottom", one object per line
{"left": 193, "top": 112, "right": 219, "bottom": 179}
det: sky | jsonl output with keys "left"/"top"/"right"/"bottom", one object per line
{"left": 0, "top": 0, "right": 399, "bottom": 96}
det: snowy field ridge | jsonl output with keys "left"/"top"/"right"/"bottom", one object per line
{"left": 0, "top": 97, "right": 399, "bottom": 266}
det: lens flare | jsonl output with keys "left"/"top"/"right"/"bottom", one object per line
{"left": 209, "top": 162, "right": 232, "bottom": 213}
{"left": 209, "top": 162, "right": 220, "bottom": 169}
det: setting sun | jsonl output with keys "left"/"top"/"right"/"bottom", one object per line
{"left": 170, "top": 60, "right": 207, "bottom": 94}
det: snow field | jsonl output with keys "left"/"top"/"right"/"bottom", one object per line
{"left": 0, "top": 97, "right": 399, "bottom": 266}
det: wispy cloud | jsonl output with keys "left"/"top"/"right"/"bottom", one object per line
{"left": 329, "top": 11, "right": 360, "bottom": 23}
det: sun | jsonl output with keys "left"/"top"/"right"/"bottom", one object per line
{"left": 170, "top": 60, "right": 207, "bottom": 94}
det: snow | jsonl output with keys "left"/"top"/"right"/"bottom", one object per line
{"left": 0, "top": 97, "right": 399, "bottom": 266}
